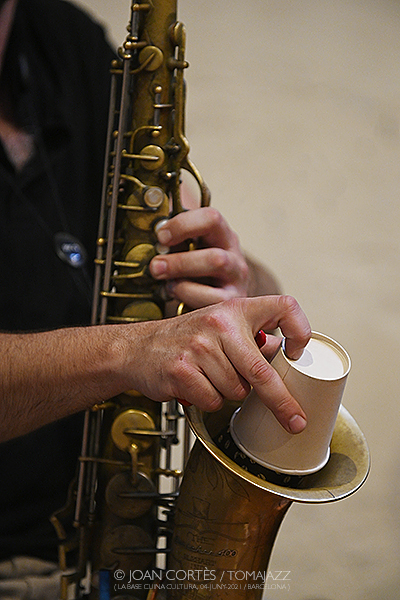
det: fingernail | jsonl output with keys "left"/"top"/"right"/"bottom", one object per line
{"left": 177, "top": 398, "right": 192, "bottom": 407}
{"left": 286, "top": 348, "right": 304, "bottom": 361}
{"left": 151, "top": 259, "right": 167, "bottom": 277}
{"left": 156, "top": 227, "right": 172, "bottom": 245}
{"left": 255, "top": 330, "right": 267, "bottom": 348}
{"left": 288, "top": 414, "right": 307, "bottom": 434}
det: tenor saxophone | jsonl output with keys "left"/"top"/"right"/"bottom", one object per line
{"left": 52, "top": 2, "right": 370, "bottom": 599}
{"left": 52, "top": 1, "right": 208, "bottom": 597}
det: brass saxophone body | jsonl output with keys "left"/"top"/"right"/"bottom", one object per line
{"left": 52, "top": 2, "right": 370, "bottom": 599}
{"left": 53, "top": 1, "right": 208, "bottom": 598}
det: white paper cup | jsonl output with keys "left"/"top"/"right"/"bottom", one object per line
{"left": 230, "top": 331, "right": 351, "bottom": 475}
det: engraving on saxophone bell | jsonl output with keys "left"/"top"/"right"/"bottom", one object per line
{"left": 168, "top": 441, "right": 292, "bottom": 600}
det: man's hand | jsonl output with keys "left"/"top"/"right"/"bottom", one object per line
{"left": 125, "top": 295, "right": 311, "bottom": 435}
{"left": 149, "top": 207, "right": 250, "bottom": 308}
{"left": 0, "top": 295, "right": 310, "bottom": 441}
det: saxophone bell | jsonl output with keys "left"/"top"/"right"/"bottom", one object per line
{"left": 163, "top": 401, "right": 369, "bottom": 600}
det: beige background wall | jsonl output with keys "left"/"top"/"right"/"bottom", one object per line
{"left": 73, "top": 1, "right": 400, "bottom": 598}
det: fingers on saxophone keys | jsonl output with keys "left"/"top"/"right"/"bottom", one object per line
{"left": 150, "top": 248, "right": 239, "bottom": 284}
{"left": 149, "top": 257, "right": 168, "bottom": 278}
{"left": 156, "top": 207, "right": 233, "bottom": 249}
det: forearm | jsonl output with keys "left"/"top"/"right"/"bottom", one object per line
{"left": 0, "top": 325, "right": 131, "bottom": 442}
{"left": 0, "top": 295, "right": 311, "bottom": 443}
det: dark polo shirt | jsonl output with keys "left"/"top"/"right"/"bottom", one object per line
{"left": 0, "top": 0, "right": 115, "bottom": 560}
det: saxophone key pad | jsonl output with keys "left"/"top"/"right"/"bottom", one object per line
{"left": 105, "top": 471, "right": 156, "bottom": 519}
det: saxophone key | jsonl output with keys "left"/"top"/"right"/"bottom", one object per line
{"left": 106, "top": 471, "right": 156, "bottom": 519}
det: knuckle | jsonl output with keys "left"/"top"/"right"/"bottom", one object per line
{"left": 302, "top": 324, "right": 312, "bottom": 345}
{"left": 230, "top": 229, "right": 240, "bottom": 246}
{"left": 204, "top": 206, "right": 224, "bottom": 229}
{"left": 278, "top": 295, "right": 311, "bottom": 341}
{"left": 231, "top": 382, "right": 249, "bottom": 402}
{"left": 248, "top": 358, "right": 275, "bottom": 385}
{"left": 199, "top": 305, "right": 230, "bottom": 334}
{"left": 209, "top": 249, "right": 248, "bottom": 282}
{"left": 167, "top": 253, "right": 182, "bottom": 273}
{"left": 231, "top": 231, "right": 246, "bottom": 257}
{"left": 224, "top": 296, "right": 245, "bottom": 313}
{"left": 209, "top": 248, "right": 230, "bottom": 271}
{"left": 169, "top": 357, "right": 201, "bottom": 397}
{"left": 238, "top": 257, "right": 249, "bottom": 282}
{"left": 190, "top": 332, "right": 214, "bottom": 357}
{"left": 169, "top": 352, "right": 191, "bottom": 383}
{"left": 279, "top": 294, "right": 300, "bottom": 313}
{"left": 205, "top": 394, "right": 224, "bottom": 412}
{"left": 272, "top": 395, "right": 296, "bottom": 418}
